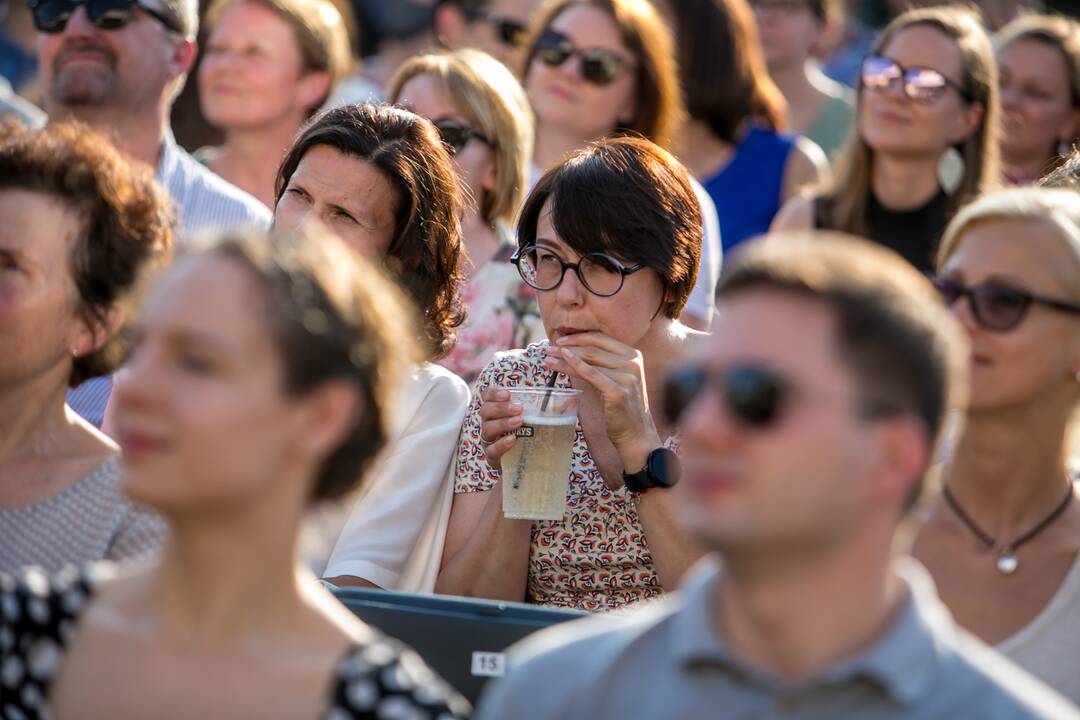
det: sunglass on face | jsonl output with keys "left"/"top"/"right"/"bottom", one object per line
{"left": 467, "top": 10, "right": 528, "bottom": 48}
{"left": 534, "top": 29, "right": 629, "bottom": 86}
{"left": 860, "top": 54, "right": 971, "bottom": 105}
{"left": 31, "top": 0, "right": 183, "bottom": 34}
{"left": 664, "top": 364, "right": 789, "bottom": 429}
{"left": 512, "top": 244, "right": 644, "bottom": 297}
{"left": 933, "top": 277, "right": 1080, "bottom": 332}
{"left": 432, "top": 118, "right": 490, "bottom": 157}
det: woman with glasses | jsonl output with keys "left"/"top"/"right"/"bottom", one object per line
{"left": 520, "top": 0, "right": 721, "bottom": 331}
{"left": 388, "top": 49, "right": 544, "bottom": 387}
{"left": 750, "top": 0, "right": 854, "bottom": 159}
{"left": 913, "top": 187, "right": 1080, "bottom": 704}
{"left": 433, "top": 0, "right": 544, "bottom": 73}
{"left": 196, "top": 0, "right": 352, "bottom": 207}
{"left": 772, "top": 6, "right": 1001, "bottom": 274}
{"left": 437, "top": 136, "right": 707, "bottom": 611}
{"left": 274, "top": 104, "right": 472, "bottom": 593}
{"left": 994, "top": 14, "right": 1080, "bottom": 186}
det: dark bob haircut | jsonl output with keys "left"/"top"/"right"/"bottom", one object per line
{"left": 516, "top": 135, "right": 701, "bottom": 319}
{"left": 0, "top": 120, "right": 173, "bottom": 386}
{"left": 275, "top": 103, "right": 466, "bottom": 361}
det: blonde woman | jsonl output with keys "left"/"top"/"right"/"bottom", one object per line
{"left": 913, "top": 187, "right": 1080, "bottom": 703}
{"left": 995, "top": 14, "right": 1080, "bottom": 185}
{"left": 197, "top": 0, "right": 352, "bottom": 206}
{"left": 388, "top": 49, "right": 545, "bottom": 386}
{"left": 772, "top": 6, "right": 1001, "bottom": 274}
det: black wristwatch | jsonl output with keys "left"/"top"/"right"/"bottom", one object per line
{"left": 623, "top": 448, "right": 680, "bottom": 493}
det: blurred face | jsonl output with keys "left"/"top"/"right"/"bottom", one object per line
{"left": 112, "top": 254, "right": 314, "bottom": 512}
{"left": 532, "top": 198, "right": 665, "bottom": 348}
{"left": 998, "top": 38, "right": 1079, "bottom": 164}
{"left": 274, "top": 145, "right": 398, "bottom": 257}
{"left": 199, "top": 2, "right": 322, "bottom": 131}
{"left": 677, "top": 290, "right": 881, "bottom": 556}
{"left": 938, "top": 219, "right": 1080, "bottom": 413}
{"left": 859, "top": 25, "right": 980, "bottom": 159}
{"left": 38, "top": 0, "right": 186, "bottom": 115}
{"left": 453, "top": 0, "right": 543, "bottom": 71}
{"left": 0, "top": 190, "right": 91, "bottom": 391}
{"left": 394, "top": 73, "right": 497, "bottom": 220}
{"left": 525, "top": 4, "right": 637, "bottom": 143}
{"left": 751, "top": 0, "right": 824, "bottom": 70}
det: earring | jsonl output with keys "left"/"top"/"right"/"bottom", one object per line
{"left": 937, "top": 146, "right": 965, "bottom": 195}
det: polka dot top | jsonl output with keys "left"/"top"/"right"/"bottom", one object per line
{"left": 0, "top": 567, "right": 472, "bottom": 719}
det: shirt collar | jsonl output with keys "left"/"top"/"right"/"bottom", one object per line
{"left": 156, "top": 130, "right": 180, "bottom": 185}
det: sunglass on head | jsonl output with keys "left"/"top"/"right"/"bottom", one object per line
{"left": 663, "top": 364, "right": 789, "bottom": 429}
{"left": 933, "top": 277, "right": 1080, "bottom": 332}
{"left": 511, "top": 244, "right": 644, "bottom": 297}
{"left": 860, "top": 54, "right": 971, "bottom": 104}
{"left": 432, "top": 118, "right": 490, "bottom": 156}
{"left": 534, "top": 29, "right": 628, "bottom": 86}
{"left": 31, "top": 0, "right": 183, "bottom": 34}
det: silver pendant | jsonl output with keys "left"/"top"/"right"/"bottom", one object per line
{"left": 997, "top": 552, "right": 1019, "bottom": 575}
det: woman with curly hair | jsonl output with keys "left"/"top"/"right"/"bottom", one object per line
{"left": 274, "top": 103, "right": 471, "bottom": 592}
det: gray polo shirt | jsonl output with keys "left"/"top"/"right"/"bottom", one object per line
{"left": 477, "top": 558, "right": 1080, "bottom": 719}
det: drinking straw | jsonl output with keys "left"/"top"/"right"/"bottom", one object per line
{"left": 540, "top": 370, "right": 559, "bottom": 412}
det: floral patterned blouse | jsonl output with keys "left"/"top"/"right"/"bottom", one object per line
{"left": 453, "top": 342, "right": 665, "bottom": 612}
{"left": 436, "top": 245, "right": 544, "bottom": 387}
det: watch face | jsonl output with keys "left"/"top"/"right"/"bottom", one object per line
{"left": 648, "top": 448, "right": 680, "bottom": 488}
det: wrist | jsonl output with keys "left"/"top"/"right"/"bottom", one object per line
{"left": 618, "top": 436, "right": 657, "bottom": 475}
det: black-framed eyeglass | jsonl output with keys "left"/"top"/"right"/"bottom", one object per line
{"left": 432, "top": 118, "right": 491, "bottom": 157}
{"left": 511, "top": 244, "right": 644, "bottom": 297}
{"left": 860, "top": 54, "right": 972, "bottom": 104}
{"left": 533, "top": 29, "right": 629, "bottom": 86}
{"left": 933, "top": 277, "right": 1080, "bottom": 332}
{"left": 663, "top": 364, "right": 789, "bottom": 429}
{"left": 31, "top": 0, "right": 183, "bottom": 34}
{"left": 464, "top": 8, "right": 528, "bottom": 48}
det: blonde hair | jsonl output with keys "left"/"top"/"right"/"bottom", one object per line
{"left": 387, "top": 49, "right": 535, "bottom": 229}
{"left": 204, "top": 0, "right": 353, "bottom": 113}
{"left": 820, "top": 6, "right": 1001, "bottom": 237}
{"left": 937, "top": 187, "right": 1080, "bottom": 297}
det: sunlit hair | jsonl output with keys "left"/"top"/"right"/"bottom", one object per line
{"left": 719, "top": 232, "right": 968, "bottom": 513}
{"left": 189, "top": 225, "right": 419, "bottom": 502}
{"left": 276, "top": 103, "right": 466, "bottom": 361}
{"left": 520, "top": 0, "right": 685, "bottom": 151}
{"left": 666, "top": 0, "right": 788, "bottom": 143}
{"left": 0, "top": 120, "right": 173, "bottom": 386}
{"left": 819, "top": 6, "right": 1001, "bottom": 237}
{"left": 1041, "top": 145, "right": 1080, "bottom": 190}
{"left": 937, "top": 187, "right": 1080, "bottom": 298}
{"left": 204, "top": 0, "right": 353, "bottom": 115}
{"left": 163, "top": 0, "right": 199, "bottom": 37}
{"left": 388, "top": 48, "right": 535, "bottom": 229}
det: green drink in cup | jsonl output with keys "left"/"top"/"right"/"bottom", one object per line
{"left": 500, "top": 386, "right": 582, "bottom": 521}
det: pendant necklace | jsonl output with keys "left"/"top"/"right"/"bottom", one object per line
{"left": 942, "top": 483, "right": 1074, "bottom": 575}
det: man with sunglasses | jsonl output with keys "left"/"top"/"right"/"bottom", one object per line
{"left": 31, "top": 0, "right": 269, "bottom": 241}
{"left": 477, "top": 234, "right": 1078, "bottom": 719}
{"left": 433, "top": 0, "right": 541, "bottom": 71}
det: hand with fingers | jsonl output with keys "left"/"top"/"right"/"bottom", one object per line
{"left": 541, "top": 333, "right": 662, "bottom": 488}
{"left": 478, "top": 386, "right": 525, "bottom": 473}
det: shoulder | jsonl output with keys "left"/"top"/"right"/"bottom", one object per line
{"left": 328, "top": 634, "right": 472, "bottom": 719}
{"left": 163, "top": 141, "right": 272, "bottom": 230}
{"left": 786, "top": 136, "right": 829, "bottom": 184}
{"left": 770, "top": 193, "right": 818, "bottom": 233}
{"left": 413, "top": 363, "right": 470, "bottom": 405}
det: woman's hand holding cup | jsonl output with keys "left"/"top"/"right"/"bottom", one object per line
{"left": 478, "top": 387, "right": 524, "bottom": 472}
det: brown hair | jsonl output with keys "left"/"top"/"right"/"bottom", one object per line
{"left": 718, "top": 232, "right": 967, "bottom": 511}
{"left": 202, "top": 226, "right": 419, "bottom": 502}
{"left": 517, "top": 135, "right": 701, "bottom": 319}
{"left": 204, "top": 0, "right": 354, "bottom": 114}
{"left": 1041, "top": 145, "right": 1080, "bottom": 190}
{"left": 668, "top": 0, "right": 788, "bottom": 144}
{"left": 0, "top": 121, "right": 173, "bottom": 387}
{"left": 276, "top": 104, "right": 466, "bottom": 361}
{"left": 820, "top": 6, "right": 1001, "bottom": 237}
{"left": 521, "top": 0, "right": 685, "bottom": 151}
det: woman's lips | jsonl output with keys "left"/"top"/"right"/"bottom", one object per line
{"left": 117, "top": 429, "right": 170, "bottom": 458}
{"left": 553, "top": 326, "right": 586, "bottom": 340}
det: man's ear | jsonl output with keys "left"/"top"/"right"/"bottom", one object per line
{"left": 171, "top": 37, "right": 198, "bottom": 79}
{"left": 869, "top": 416, "right": 931, "bottom": 513}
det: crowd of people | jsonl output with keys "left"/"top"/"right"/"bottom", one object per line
{"left": 1, "top": 0, "right": 1079, "bottom": 717}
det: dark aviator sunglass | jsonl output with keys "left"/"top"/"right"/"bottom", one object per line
{"left": 534, "top": 29, "right": 628, "bottom": 86}
{"left": 512, "top": 244, "right": 644, "bottom": 297}
{"left": 432, "top": 119, "right": 490, "bottom": 157}
{"left": 31, "top": 0, "right": 183, "bottom": 34}
{"left": 933, "top": 278, "right": 1080, "bottom": 332}
{"left": 467, "top": 10, "right": 528, "bottom": 48}
{"left": 860, "top": 55, "right": 971, "bottom": 104}
{"left": 663, "top": 365, "right": 789, "bottom": 429}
